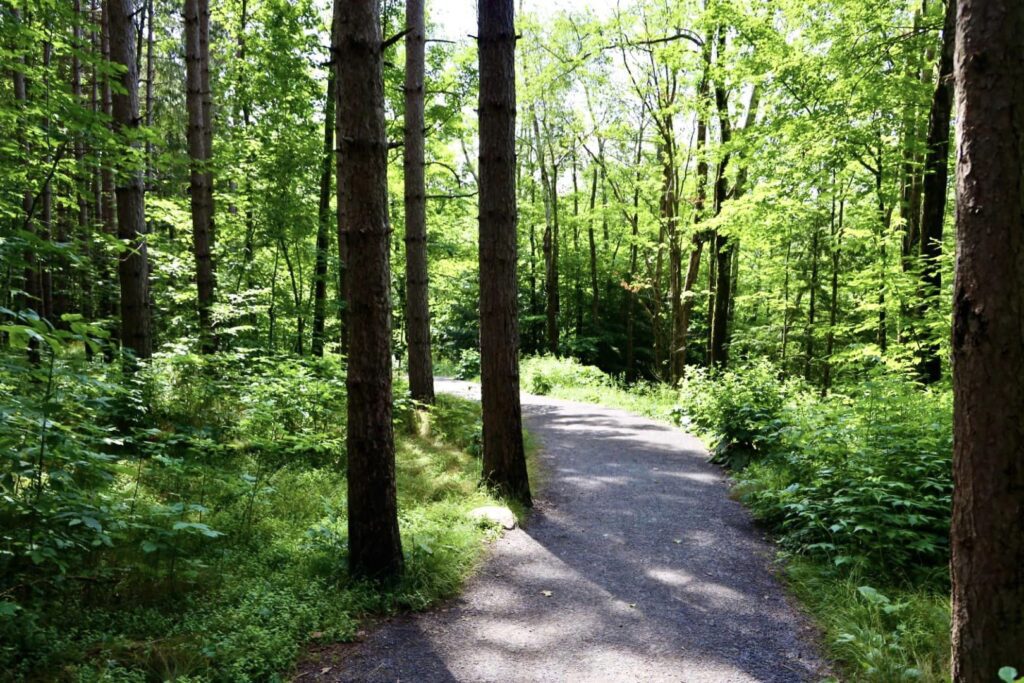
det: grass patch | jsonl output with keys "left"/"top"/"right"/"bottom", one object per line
{"left": 784, "top": 560, "right": 950, "bottom": 682}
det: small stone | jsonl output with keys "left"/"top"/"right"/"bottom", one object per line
{"left": 468, "top": 505, "right": 517, "bottom": 530}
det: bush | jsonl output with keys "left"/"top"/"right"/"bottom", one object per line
{"left": 454, "top": 348, "right": 480, "bottom": 380}
{"left": 674, "top": 359, "right": 796, "bottom": 470}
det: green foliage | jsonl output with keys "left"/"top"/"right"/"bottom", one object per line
{"left": 785, "top": 561, "right": 950, "bottom": 682}
{"left": 0, "top": 334, "right": 503, "bottom": 681}
{"left": 453, "top": 347, "right": 480, "bottom": 380}
{"left": 673, "top": 360, "right": 797, "bottom": 469}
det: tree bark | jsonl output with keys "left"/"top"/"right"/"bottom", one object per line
{"left": 106, "top": 0, "right": 152, "bottom": 359}
{"left": 708, "top": 30, "right": 733, "bottom": 367}
{"left": 917, "top": 0, "right": 956, "bottom": 383}
{"left": 403, "top": 0, "right": 434, "bottom": 402}
{"left": 949, "top": 0, "right": 1024, "bottom": 677}
{"left": 332, "top": 0, "right": 348, "bottom": 353}
{"left": 478, "top": 0, "right": 531, "bottom": 505}
{"left": 338, "top": 0, "right": 403, "bottom": 581}
{"left": 312, "top": 73, "right": 335, "bottom": 358}
{"left": 184, "top": 0, "right": 216, "bottom": 352}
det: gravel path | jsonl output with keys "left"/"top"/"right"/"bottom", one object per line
{"left": 304, "top": 379, "right": 827, "bottom": 682}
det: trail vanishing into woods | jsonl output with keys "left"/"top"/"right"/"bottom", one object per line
{"left": 304, "top": 378, "right": 827, "bottom": 682}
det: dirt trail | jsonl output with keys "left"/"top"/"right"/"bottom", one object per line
{"left": 306, "top": 379, "right": 827, "bottom": 682}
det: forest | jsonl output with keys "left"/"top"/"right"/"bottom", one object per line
{"left": 0, "top": 0, "right": 1021, "bottom": 681}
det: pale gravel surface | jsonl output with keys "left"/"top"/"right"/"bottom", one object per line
{"left": 304, "top": 379, "right": 828, "bottom": 682}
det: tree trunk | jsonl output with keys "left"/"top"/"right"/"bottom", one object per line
{"left": 311, "top": 73, "right": 335, "bottom": 358}
{"left": 107, "top": 0, "right": 152, "bottom": 359}
{"left": 587, "top": 165, "right": 599, "bottom": 329}
{"left": 949, "top": 0, "right": 1024, "bottom": 677}
{"left": 403, "top": 0, "right": 434, "bottom": 402}
{"left": 184, "top": 0, "right": 216, "bottom": 352}
{"left": 532, "top": 111, "right": 559, "bottom": 356}
{"left": 917, "top": 0, "right": 956, "bottom": 383}
{"left": 708, "top": 36, "right": 733, "bottom": 367}
{"left": 478, "top": 0, "right": 531, "bottom": 505}
{"left": 678, "top": 40, "right": 711, "bottom": 371}
{"left": 822, "top": 197, "right": 844, "bottom": 395}
{"left": 338, "top": 0, "right": 403, "bottom": 581}
{"left": 332, "top": 0, "right": 348, "bottom": 354}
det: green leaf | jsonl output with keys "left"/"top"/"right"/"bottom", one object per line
{"left": 998, "top": 667, "right": 1019, "bottom": 683}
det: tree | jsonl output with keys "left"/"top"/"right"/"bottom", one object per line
{"left": 184, "top": 0, "right": 216, "bottom": 353}
{"left": 337, "top": 0, "right": 403, "bottom": 580}
{"left": 403, "top": 0, "right": 434, "bottom": 402}
{"left": 949, "top": 0, "right": 1024, "bottom": 677}
{"left": 917, "top": 0, "right": 956, "bottom": 383}
{"left": 107, "top": 0, "right": 152, "bottom": 359}
{"left": 478, "top": 0, "right": 532, "bottom": 505}
{"left": 311, "top": 71, "right": 335, "bottom": 358}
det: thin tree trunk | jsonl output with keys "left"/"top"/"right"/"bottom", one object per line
{"left": 331, "top": 0, "right": 347, "bottom": 354}
{"left": 708, "top": 32, "right": 734, "bottom": 367}
{"left": 822, "top": 197, "right": 844, "bottom": 395}
{"left": 478, "top": 0, "right": 531, "bottom": 505}
{"left": 404, "top": 0, "right": 434, "bottom": 402}
{"left": 184, "top": 0, "right": 216, "bottom": 352}
{"left": 338, "top": 0, "right": 403, "bottom": 581}
{"left": 311, "top": 73, "right": 335, "bottom": 358}
{"left": 917, "top": 0, "right": 956, "bottom": 383}
{"left": 587, "top": 165, "right": 599, "bottom": 328}
{"left": 949, "top": 0, "right": 1024, "bottom": 675}
{"left": 107, "top": 0, "right": 152, "bottom": 360}
{"left": 804, "top": 223, "right": 820, "bottom": 381}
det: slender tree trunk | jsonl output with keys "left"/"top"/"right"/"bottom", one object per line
{"left": 338, "top": 0, "right": 403, "bottom": 581}
{"left": 949, "top": 1, "right": 1024, "bottom": 677}
{"left": 404, "top": 0, "right": 434, "bottom": 402}
{"left": 708, "top": 37, "right": 733, "bottom": 367}
{"left": 107, "top": 0, "right": 152, "bottom": 359}
{"left": 823, "top": 197, "right": 844, "bottom": 395}
{"left": 804, "top": 224, "right": 820, "bottom": 381}
{"left": 532, "top": 111, "right": 559, "bottom": 356}
{"left": 478, "top": 0, "right": 531, "bottom": 505}
{"left": 332, "top": 0, "right": 348, "bottom": 354}
{"left": 587, "top": 165, "right": 599, "bottom": 328}
{"left": 917, "top": 0, "right": 956, "bottom": 383}
{"left": 184, "top": 0, "right": 216, "bottom": 352}
{"left": 311, "top": 73, "right": 335, "bottom": 358}
{"left": 99, "top": 2, "right": 117, "bottom": 329}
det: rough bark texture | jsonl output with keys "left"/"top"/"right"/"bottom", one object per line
{"left": 950, "top": 0, "right": 1024, "bottom": 677}
{"left": 917, "top": 0, "right": 956, "bottom": 383}
{"left": 338, "top": 0, "right": 403, "bottom": 581}
{"left": 403, "top": 0, "right": 434, "bottom": 403}
{"left": 107, "top": 0, "right": 152, "bottom": 359}
{"left": 184, "top": 0, "right": 215, "bottom": 352}
{"left": 332, "top": 0, "right": 348, "bottom": 353}
{"left": 311, "top": 73, "right": 335, "bottom": 358}
{"left": 478, "top": 0, "right": 532, "bottom": 505}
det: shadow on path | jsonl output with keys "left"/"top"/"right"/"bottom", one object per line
{"left": 298, "top": 380, "right": 827, "bottom": 682}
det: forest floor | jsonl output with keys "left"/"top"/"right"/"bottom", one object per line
{"left": 299, "top": 379, "right": 830, "bottom": 682}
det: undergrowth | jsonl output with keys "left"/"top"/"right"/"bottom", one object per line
{"left": 1, "top": 341, "right": 506, "bottom": 682}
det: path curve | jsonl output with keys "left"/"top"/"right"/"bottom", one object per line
{"left": 308, "top": 379, "right": 827, "bottom": 682}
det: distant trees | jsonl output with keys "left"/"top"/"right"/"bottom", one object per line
{"left": 949, "top": 0, "right": 1024, "bottom": 677}
{"left": 477, "top": 0, "right": 532, "bottom": 505}
{"left": 337, "top": 0, "right": 403, "bottom": 580}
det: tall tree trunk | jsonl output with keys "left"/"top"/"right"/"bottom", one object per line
{"left": 678, "top": 39, "right": 711, "bottom": 371}
{"left": 822, "top": 197, "right": 844, "bottom": 395}
{"left": 804, "top": 223, "right": 820, "bottom": 381}
{"left": 403, "top": 0, "right": 434, "bottom": 402}
{"left": 184, "top": 0, "right": 215, "bottom": 352}
{"left": 532, "top": 111, "right": 559, "bottom": 356}
{"left": 338, "top": 0, "right": 403, "bottom": 581}
{"left": 107, "top": 0, "right": 152, "bottom": 359}
{"left": 708, "top": 31, "right": 734, "bottom": 367}
{"left": 587, "top": 165, "right": 599, "bottom": 328}
{"left": 331, "top": 0, "right": 348, "bottom": 354}
{"left": 917, "top": 0, "right": 956, "bottom": 383}
{"left": 311, "top": 73, "right": 335, "bottom": 358}
{"left": 99, "top": 1, "right": 117, "bottom": 329}
{"left": 478, "top": 0, "right": 531, "bottom": 505}
{"left": 949, "top": 0, "right": 1024, "bottom": 677}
